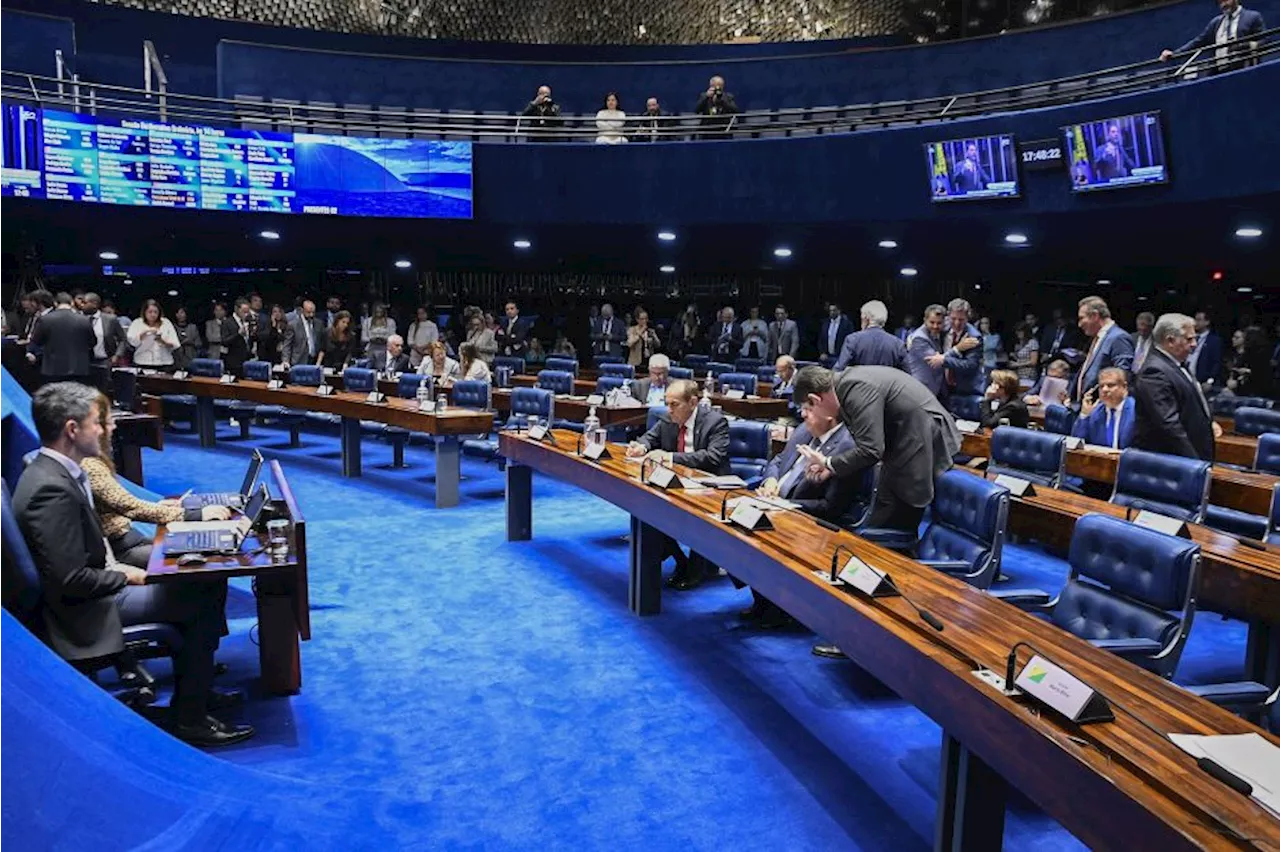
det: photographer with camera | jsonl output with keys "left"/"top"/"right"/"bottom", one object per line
{"left": 694, "top": 75, "right": 739, "bottom": 140}
{"left": 521, "top": 85, "right": 563, "bottom": 142}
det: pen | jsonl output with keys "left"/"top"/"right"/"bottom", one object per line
{"left": 177, "top": 488, "right": 193, "bottom": 503}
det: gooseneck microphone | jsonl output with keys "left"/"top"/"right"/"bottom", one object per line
{"left": 829, "top": 543, "right": 855, "bottom": 583}
{"left": 878, "top": 574, "right": 945, "bottom": 632}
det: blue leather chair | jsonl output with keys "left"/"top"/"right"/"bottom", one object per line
{"left": 735, "top": 357, "right": 764, "bottom": 373}
{"left": 596, "top": 376, "right": 626, "bottom": 396}
{"left": 668, "top": 367, "right": 694, "bottom": 380}
{"left": 281, "top": 364, "right": 334, "bottom": 438}
{"left": 706, "top": 361, "right": 734, "bottom": 378}
{"left": 682, "top": 355, "right": 709, "bottom": 371}
{"left": 1109, "top": 449, "right": 1210, "bottom": 523}
{"left": 494, "top": 355, "right": 526, "bottom": 377}
{"left": 225, "top": 360, "right": 273, "bottom": 440}
{"left": 599, "top": 363, "right": 635, "bottom": 380}
{"left": 718, "top": 372, "right": 758, "bottom": 396}
{"left": 1267, "top": 484, "right": 1280, "bottom": 546}
{"left": 795, "top": 360, "right": 820, "bottom": 370}
{"left": 840, "top": 463, "right": 882, "bottom": 532}
{"left": 1212, "top": 395, "right": 1273, "bottom": 416}
{"left": 1043, "top": 404, "right": 1077, "bottom": 436}
{"left": 160, "top": 357, "right": 225, "bottom": 427}
{"left": 1233, "top": 406, "right": 1280, "bottom": 437}
{"left": 727, "top": 421, "right": 772, "bottom": 487}
{"left": 646, "top": 405, "right": 668, "bottom": 433}
{"left": 343, "top": 367, "right": 377, "bottom": 392}
{"left": 450, "top": 380, "right": 498, "bottom": 460}
{"left": 914, "top": 470, "right": 1009, "bottom": 590}
{"left": 1255, "top": 433, "right": 1280, "bottom": 475}
{"left": 595, "top": 355, "right": 625, "bottom": 366}
{"left": 536, "top": 370, "right": 575, "bottom": 395}
{"left": 353, "top": 357, "right": 372, "bottom": 369}
{"left": 756, "top": 365, "right": 778, "bottom": 383}
{"left": 375, "top": 373, "right": 436, "bottom": 467}
{"left": 189, "top": 357, "right": 224, "bottom": 378}
{"left": 948, "top": 395, "right": 983, "bottom": 423}
{"left": 544, "top": 357, "right": 578, "bottom": 376}
{"left": 469, "top": 386, "right": 555, "bottom": 465}
{"left": 987, "top": 427, "right": 1066, "bottom": 488}
{"left": 1202, "top": 504, "right": 1268, "bottom": 541}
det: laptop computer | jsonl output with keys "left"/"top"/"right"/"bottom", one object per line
{"left": 182, "top": 449, "right": 263, "bottom": 509}
{"left": 165, "top": 484, "right": 271, "bottom": 555}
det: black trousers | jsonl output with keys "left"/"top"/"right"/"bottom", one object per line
{"left": 867, "top": 489, "right": 927, "bottom": 534}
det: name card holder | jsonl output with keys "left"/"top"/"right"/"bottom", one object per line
{"left": 1063, "top": 436, "right": 1084, "bottom": 450}
{"left": 365, "top": 391, "right": 386, "bottom": 404}
{"left": 993, "top": 474, "right": 1036, "bottom": 496}
{"left": 316, "top": 384, "right": 335, "bottom": 396}
{"left": 219, "top": 374, "right": 237, "bottom": 384}
{"left": 418, "top": 399, "right": 434, "bottom": 413}
{"left": 728, "top": 501, "right": 773, "bottom": 532}
{"left": 322, "top": 367, "right": 336, "bottom": 377}
{"left": 1132, "top": 509, "right": 1190, "bottom": 538}
{"left": 583, "top": 442, "right": 611, "bottom": 461}
{"left": 585, "top": 394, "right": 605, "bottom": 406}
{"left": 1014, "top": 654, "right": 1114, "bottom": 724}
{"left": 838, "top": 555, "right": 899, "bottom": 598}
{"left": 647, "top": 466, "right": 683, "bottom": 489}
{"left": 267, "top": 379, "right": 285, "bottom": 390}
{"left": 172, "top": 370, "right": 189, "bottom": 380}
{"left": 724, "top": 389, "right": 746, "bottom": 400}
{"left": 527, "top": 423, "right": 549, "bottom": 441}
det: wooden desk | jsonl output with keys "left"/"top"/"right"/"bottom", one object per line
{"left": 506, "top": 374, "right": 789, "bottom": 421}
{"left": 147, "top": 460, "right": 309, "bottom": 695}
{"left": 959, "top": 431, "right": 1278, "bottom": 516}
{"left": 137, "top": 375, "right": 493, "bottom": 508}
{"left": 111, "top": 412, "right": 164, "bottom": 486}
{"left": 1028, "top": 408, "right": 1261, "bottom": 467}
{"left": 501, "top": 430, "right": 1280, "bottom": 850}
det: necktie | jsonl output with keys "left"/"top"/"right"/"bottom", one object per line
{"left": 677, "top": 422, "right": 687, "bottom": 453}
{"left": 778, "top": 437, "right": 819, "bottom": 497}
{"left": 76, "top": 470, "right": 94, "bottom": 509}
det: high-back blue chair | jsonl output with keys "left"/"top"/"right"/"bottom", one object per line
{"left": 948, "top": 395, "right": 983, "bottom": 423}
{"left": 599, "top": 363, "right": 635, "bottom": 380}
{"left": 343, "top": 367, "right": 377, "bottom": 392}
{"left": 226, "top": 360, "right": 274, "bottom": 440}
{"left": 1233, "top": 406, "right": 1280, "bottom": 437}
{"left": 242, "top": 360, "right": 272, "bottom": 382}
{"left": 189, "top": 358, "right": 224, "bottom": 378}
{"left": 494, "top": 356, "right": 526, "bottom": 376}
{"left": 727, "top": 421, "right": 772, "bottom": 487}
{"left": 451, "top": 380, "right": 491, "bottom": 411}
{"left": 375, "top": 373, "right": 436, "bottom": 469}
{"left": 914, "top": 470, "right": 1009, "bottom": 590}
{"left": 706, "top": 361, "right": 734, "bottom": 378}
{"left": 987, "top": 427, "right": 1066, "bottom": 488}
{"left": 544, "top": 357, "right": 579, "bottom": 377}
{"left": 399, "top": 373, "right": 432, "bottom": 399}
{"left": 1203, "top": 503, "right": 1269, "bottom": 541}
{"left": 755, "top": 365, "right": 777, "bottom": 383}
{"left": 682, "top": 355, "right": 709, "bottom": 372}
{"left": 289, "top": 365, "right": 323, "bottom": 386}
{"left": 718, "top": 372, "right": 758, "bottom": 396}
{"left": 1255, "top": 433, "right": 1280, "bottom": 475}
{"left": 734, "top": 357, "right": 763, "bottom": 373}
{"left": 595, "top": 376, "right": 626, "bottom": 396}
{"left": 841, "top": 463, "right": 882, "bottom": 532}
{"left": 1043, "top": 404, "right": 1077, "bottom": 436}
{"left": 795, "top": 360, "right": 819, "bottom": 370}
{"left": 280, "top": 364, "right": 337, "bottom": 434}
{"left": 536, "top": 369, "right": 575, "bottom": 395}
{"left": 1267, "top": 484, "right": 1280, "bottom": 545}
{"left": 507, "top": 387, "right": 555, "bottom": 428}
{"left": 646, "top": 405, "right": 668, "bottom": 433}
{"left": 595, "top": 355, "right": 625, "bottom": 365}
{"left": 1212, "top": 395, "right": 1272, "bottom": 416}
{"left": 1110, "top": 449, "right": 1210, "bottom": 523}
{"left": 668, "top": 367, "right": 693, "bottom": 380}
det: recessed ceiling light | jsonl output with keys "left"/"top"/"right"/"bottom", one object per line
{"left": 974, "top": 284, "right": 982, "bottom": 290}
{"left": 878, "top": 240, "right": 898, "bottom": 249}
{"left": 123, "top": 279, "right": 133, "bottom": 286}
{"left": 394, "top": 260, "right": 411, "bottom": 269}
{"left": 773, "top": 247, "right": 793, "bottom": 258}
{"left": 1237, "top": 286, "right": 1254, "bottom": 293}
{"left": 99, "top": 251, "right": 119, "bottom": 260}
{"left": 166, "top": 289, "right": 179, "bottom": 297}
{"left": 1137, "top": 295, "right": 1149, "bottom": 302}
{"left": 657, "top": 231, "right": 676, "bottom": 241}
{"left": 900, "top": 267, "right": 918, "bottom": 277}
{"left": 259, "top": 230, "right": 280, "bottom": 240}
{"left": 1096, "top": 279, "right": 1112, "bottom": 285}
{"left": 513, "top": 239, "right": 532, "bottom": 249}
{"left": 659, "top": 265, "right": 675, "bottom": 273}
{"left": 1004, "top": 233, "right": 1028, "bottom": 244}
{"left": 1235, "top": 227, "right": 1263, "bottom": 238}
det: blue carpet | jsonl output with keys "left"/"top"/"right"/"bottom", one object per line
{"left": 14, "top": 419, "right": 1255, "bottom": 849}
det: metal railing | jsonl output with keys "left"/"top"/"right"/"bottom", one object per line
{"left": 3, "top": 30, "right": 1275, "bottom": 142}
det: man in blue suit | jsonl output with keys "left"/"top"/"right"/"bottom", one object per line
{"left": 834, "top": 300, "right": 906, "bottom": 371}
{"left": 1071, "top": 296, "right": 1134, "bottom": 406}
{"left": 1070, "top": 367, "right": 1136, "bottom": 449}
{"left": 1160, "top": 0, "right": 1266, "bottom": 69}
{"left": 818, "top": 303, "right": 854, "bottom": 366}
{"left": 905, "top": 305, "right": 947, "bottom": 398}
{"left": 940, "top": 298, "right": 984, "bottom": 397}
{"left": 1189, "top": 310, "right": 1224, "bottom": 388}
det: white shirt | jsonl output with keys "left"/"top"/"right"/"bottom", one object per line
{"left": 40, "top": 447, "right": 92, "bottom": 506}
{"left": 1188, "top": 330, "right": 1207, "bottom": 376}
{"left": 739, "top": 319, "right": 768, "bottom": 356}
{"left": 675, "top": 407, "right": 697, "bottom": 455}
{"left": 646, "top": 382, "right": 667, "bottom": 406}
{"left": 89, "top": 312, "right": 108, "bottom": 360}
{"left": 126, "top": 318, "right": 180, "bottom": 367}
{"left": 827, "top": 317, "right": 840, "bottom": 355}
{"left": 595, "top": 109, "right": 628, "bottom": 144}
{"left": 406, "top": 320, "right": 439, "bottom": 367}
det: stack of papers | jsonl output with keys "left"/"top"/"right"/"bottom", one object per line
{"left": 1037, "top": 376, "right": 1068, "bottom": 404}
{"left": 692, "top": 475, "right": 749, "bottom": 489}
{"left": 1168, "top": 733, "right": 1280, "bottom": 818}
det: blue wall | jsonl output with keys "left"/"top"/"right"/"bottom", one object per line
{"left": 1, "top": 10, "right": 74, "bottom": 77}
{"left": 468, "top": 64, "right": 1280, "bottom": 224}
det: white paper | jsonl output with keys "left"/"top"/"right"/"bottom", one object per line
{"left": 1170, "top": 733, "right": 1280, "bottom": 817}
{"left": 1037, "top": 376, "right": 1068, "bottom": 405}
{"left": 694, "top": 475, "right": 749, "bottom": 489}
{"left": 955, "top": 419, "right": 981, "bottom": 433}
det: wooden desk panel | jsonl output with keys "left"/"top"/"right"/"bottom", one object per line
{"left": 112, "top": 412, "right": 163, "bottom": 486}
{"left": 1028, "top": 408, "right": 1260, "bottom": 467}
{"left": 501, "top": 430, "right": 1280, "bottom": 850}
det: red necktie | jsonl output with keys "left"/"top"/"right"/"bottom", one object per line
{"left": 677, "top": 424, "right": 687, "bottom": 453}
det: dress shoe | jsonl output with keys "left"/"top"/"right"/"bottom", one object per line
{"left": 171, "top": 715, "right": 256, "bottom": 747}
{"left": 669, "top": 573, "right": 705, "bottom": 592}
{"left": 206, "top": 688, "right": 246, "bottom": 713}
{"left": 811, "top": 643, "right": 846, "bottom": 659}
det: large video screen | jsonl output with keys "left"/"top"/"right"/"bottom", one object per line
{"left": 1, "top": 106, "right": 472, "bottom": 218}
{"left": 1063, "top": 111, "right": 1167, "bottom": 192}
{"left": 925, "top": 134, "right": 1019, "bottom": 202}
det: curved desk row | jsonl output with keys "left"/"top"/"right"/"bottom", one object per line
{"left": 499, "top": 429, "right": 1280, "bottom": 851}
{"left": 1027, "top": 408, "right": 1263, "bottom": 468}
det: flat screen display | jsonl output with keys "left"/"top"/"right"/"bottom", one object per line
{"left": 1063, "top": 111, "right": 1168, "bottom": 192}
{"left": 925, "top": 134, "right": 1019, "bottom": 202}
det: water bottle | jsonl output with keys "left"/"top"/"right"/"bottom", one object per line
{"left": 700, "top": 373, "right": 714, "bottom": 410}
{"left": 416, "top": 377, "right": 432, "bottom": 407}
{"left": 584, "top": 405, "right": 601, "bottom": 446}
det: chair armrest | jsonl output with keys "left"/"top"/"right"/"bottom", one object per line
{"left": 989, "top": 588, "right": 1053, "bottom": 609}
{"left": 1089, "top": 638, "right": 1165, "bottom": 657}
{"left": 854, "top": 527, "right": 918, "bottom": 551}
{"left": 1181, "top": 681, "right": 1271, "bottom": 708}
{"left": 919, "top": 560, "right": 975, "bottom": 575}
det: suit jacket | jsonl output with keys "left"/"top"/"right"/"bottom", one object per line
{"left": 1192, "top": 330, "right": 1223, "bottom": 385}
{"left": 286, "top": 315, "right": 325, "bottom": 366}
{"left": 1038, "top": 323, "right": 1081, "bottom": 364}
{"left": 630, "top": 377, "right": 669, "bottom": 406}
{"left": 220, "top": 316, "right": 254, "bottom": 375}
{"left": 495, "top": 316, "right": 530, "bottom": 357}
{"left": 636, "top": 407, "right": 731, "bottom": 474}
{"left": 257, "top": 322, "right": 294, "bottom": 366}
{"left": 372, "top": 350, "right": 411, "bottom": 373}
{"left": 768, "top": 319, "right": 799, "bottom": 359}
{"left": 31, "top": 308, "right": 95, "bottom": 377}
{"left": 1131, "top": 332, "right": 1154, "bottom": 372}
{"left": 827, "top": 366, "right": 961, "bottom": 508}
{"left": 835, "top": 327, "right": 906, "bottom": 371}
{"left": 905, "top": 327, "right": 945, "bottom": 398}
{"left": 819, "top": 315, "right": 855, "bottom": 361}
{"left": 942, "top": 321, "right": 984, "bottom": 396}
{"left": 590, "top": 316, "right": 626, "bottom": 357}
{"left": 87, "top": 311, "right": 125, "bottom": 363}
{"left": 13, "top": 453, "right": 128, "bottom": 660}
{"left": 1132, "top": 348, "right": 1215, "bottom": 462}
{"left": 706, "top": 320, "right": 742, "bottom": 360}
{"left": 1073, "top": 323, "right": 1134, "bottom": 403}
{"left": 762, "top": 423, "right": 858, "bottom": 520}
{"left": 979, "top": 397, "right": 1030, "bottom": 430}
{"left": 1070, "top": 397, "right": 1136, "bottom": 449}
{"left": 1178, "top": 7, "right": 1266, "bottom": 52}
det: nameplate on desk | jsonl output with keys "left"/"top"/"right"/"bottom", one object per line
{"left": 993, "top": 474, "right": 1036, "bottom": 497}
{"left": 723, "top": 389, "right": 746, "bottom": 400}
{"left": 1062, "top": 436, "right": 1084, "bottom": 450}
{"left": 527, "top": 423, "right": 549, "bottom": 441}
{"left": 1014, "top": 654, "right": 1114, "bottom": 724}
{"left": 955, "top": 419, "right": 981, "bottom": 434}
{"left": 583, "top": 442, "right": 611, "bottom": 461}
{"left": 1132, "top": 510, "right": 1190, "bottom": 538}
{"left": 316, "top": 384, "right": 335, "bottom": 396}
{"left": 172, "top": 370, "right": 189, "bottom": 380}
{"left": 218, "top": 374, "right": 235, "bottom": 384}
{"left": 418, "top": 399, "right": 434, "bottom": 413}
{"left": 267, "top": 379, "right": 284, "bottom": 390}
{"left": 647, "top": 466, "right": 682, "bottom": 489}
{"left": 728, "top": 501, "right": 773, "bottom": 532}
{"left": 838, "top": 555, "right": 897, "bottom": 597}
{"left": 365, "top": 391, "right": 386, "bottom": 404}
{"left": 322, "top": 367, "right": 336, "bottom": 377}
{"left": 585, "top": 394, "right": 604, "bottom": 406}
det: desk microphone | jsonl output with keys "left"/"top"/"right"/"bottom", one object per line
{"left": 575, "top": 431, "right": 584, "bottom": 457}
{"left": 640, "top": 456, "right": 655, "bottom": 483}
{"left": 829, "top": 544, "right": 944, "bottom": 632}
{"left": 720, "top": 490, "right": 733, "bottom": 521}
{"left": 829, "top": 543, "right": 855, "bottom": 583}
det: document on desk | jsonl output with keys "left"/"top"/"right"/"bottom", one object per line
{"left": 693, "top": 475, "right": 749, "bottom": 489}
{"left": 1169, "top": 733, "right": 1280, "bottom": 817}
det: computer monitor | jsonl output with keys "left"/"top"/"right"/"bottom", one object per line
{"left": 925, "top": 134, "right": 1019, "bottom": 202}
{"left": 1062, "top": 111, "right": 1168, "bottom": 192}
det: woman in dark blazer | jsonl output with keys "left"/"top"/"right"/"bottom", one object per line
{"left": 980, "top": 369, "right": 1030, "bottom": 429}
{"left": 318, "top": 310, "right": 360, "bottom": 370}
{"left": 257, "top": 304, "right": 294, "bottom": 365}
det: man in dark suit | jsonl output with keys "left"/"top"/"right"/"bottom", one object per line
{"left": 590, "top": 303, "right": 626, "bottom": 361}
{"left": 951, "top": 143, "right": 991, "bottom": 194}
{"left": 818, "top": 303, "right": 855, "bottom": 366}
{"left": 221, "top": 298, "right": 255, "bottom": 376}
{"left": 29, "top": 292, "right": 94, "bottom": 385}
{"left": 371, "top": 334, "right": 411, "bottom": 373}
{"left": 834, "top": 300, "right": 907, "bottom": 371}
{"left": 627, "top": 379, "right": 730, "bottom": 590}
{"left": 772, "top": 355, "right": 798, "bottom": 397}
{"left": 285, "top": 299, "right": 325, "bottom": 368}
{"left": 694, "top": 75, "right": 740, "bottom": 139}
{"left": 768, "top": 305, "right": 800, "bottom": 360}
{"left": 940, "top": 298, "right": 984, "bottom": 397}
{"left": 13, "top": 383, "right": 252, "bottom": 745}
{"left": 1038, "top": 308, "right": 1080, "bottom": 370}
{"left": 1189, "top": 310, "right": 1224, "bottom": 388}
{"left": 494, "top": 301, "right": 530, "bottom": 359}
{"left": 1072, "top": 295, "right": 1134, "bottom": 406}
{"left": 706, "top": 307, "right": 741, "bottom": 361}
{"left": 1160, "top": 0, "right": 1267, "bottom": 70}
{"left": 1092, "top": 123, "right": 1136, "bottom": 181}
{"left": 81, "top": 292, "right": 125, "bottom": 394}
{"left": 1133, "top": 313, "right": 1221, "bottom": 461}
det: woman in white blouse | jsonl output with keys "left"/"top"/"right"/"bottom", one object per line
{"left": 418, "top": 340, "right": 461, "bottom": 383}
{"left": 595, "top": 92, "right": 628, "bottom": 145}
{"left": 459, "top": 341, "right": 492, "bottom": 382}
{"left": 361, "top": 302, "right": 396, "bottom": 361}
{"left": 126, "top": 299, "right": 180, "bottom": 369}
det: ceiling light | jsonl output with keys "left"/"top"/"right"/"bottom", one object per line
{"left": 1004, "top": 233, "right": 1028, "bottom": 244}
{"left": 657, "top": 231, "right": 676, "bottom": 241}
{"left": 973, "top": 284, "right": 982, "bottom": 290}
{"left": 1212, "top": 271, "right": 1224, "bottom": 281}
{"left": 1237, "top": 286, "right": 1254, "bottom": 293}
{"left": 878, "top": 240, "right": 898, "bottom": 249}
{"left": 394, "top": 260, "right": 411, "bottom": 269}
{"left": 513, "top": 239, "right": 532, "bottom": 249}
{"left": 1137, "top": 295, "right": 1149, "bottom": 302}
{"left": 773, "top": 247, "right": 793, "bottom": 258}
{"left": 900, "top": 267, "right": 918, "bottom": 277}
{"left": 166, "top": 289, "right": 179, "bottom": 297}
{"left": 98, "top": 251, "right": 119, "bottom": 260}
{"left": 1096, "top": 279, "right": 1112, "bottom": 285}
{"left": 1235, "top": 227, "right": 1262, "bottom": 238}
{"left": 259, "top": 230, "right": 280, "bottom": 240}
{"left": 659, "top": 265, "right": 675, "bottom": 273}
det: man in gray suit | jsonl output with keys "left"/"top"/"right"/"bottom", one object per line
{"left": 834, "top": 299, "right": 907, "bottom": 370}
{"left": 627, "top": 378, "right": 730, "bottom": 589}
{"left": 629, "top": 353, "right": 672, "bottom": 406}
{"left": 284, "top": 298, "right": 326, "bottom": 368}
{"left": 768, "top": 304, "right": 799, "bottom": 360}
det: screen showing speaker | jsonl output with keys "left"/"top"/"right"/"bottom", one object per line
{"left": 1062, "top": 111, "right": 1168, "bottom": 192}
{"left": 925, "top": 134, "right": 1019, "bottom": 202}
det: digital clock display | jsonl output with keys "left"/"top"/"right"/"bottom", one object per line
{"left": 1017, "top": 139, "right": 1065, "bottom": 170}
